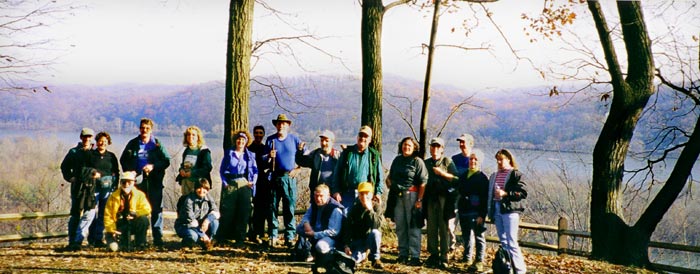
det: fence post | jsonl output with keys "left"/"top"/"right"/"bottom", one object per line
{"left": 557, "top": 216, "right": 568, "bottom": 255}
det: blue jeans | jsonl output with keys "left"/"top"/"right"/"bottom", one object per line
{"left": 459, "top": 213, "right": 486, "bottom": 262}
{"left": 88, "top": 189, "right": 111, "bottom": 244}
{"left": 494, "top": 202, "right": 527, "bottom": 274}
{"left": 270, "top": 173, "right": 297, "bottom": 242}
{"left": 68, "top": 207, "right": 96, "bottom": 245}
{"left": 176, "top": 214, "right": 219, "bottom": 243}
{"left": 349, "top": 229, "right": 382, "bottom": 262}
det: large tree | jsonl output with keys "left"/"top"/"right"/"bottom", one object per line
{"left": 360, "top": 0, "right": 411, "bottom": 152}
{"left": 223, "top": 0, "right": 254, "bottom": 149}
{"left": 586, "top": 1, "right": 699, "bottom": 267}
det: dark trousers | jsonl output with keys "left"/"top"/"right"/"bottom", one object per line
{"left": 135, "top": 179, "right": 163, "bottom": 244}
{"left": 252, "top": 177, "right": 272, "bottom": 239}
{"left": 218, "top": 184, "right": 253, "bottom": 242}
{"left": 106, "top": 215, "right": 150, "bottom": 250}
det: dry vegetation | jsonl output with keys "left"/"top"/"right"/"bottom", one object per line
{"left": 0, "top": 238, "right": 657, "bottom": 274}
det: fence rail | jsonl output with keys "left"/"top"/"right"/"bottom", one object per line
{"left": 1, "top": 211, "right": 698, "bottom": 273}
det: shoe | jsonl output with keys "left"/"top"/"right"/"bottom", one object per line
{"left": 66, "top": 243, "right": 81, "bottom": 251}
{"left": 425, "top": 255, "right": 438, "bottom": 268}
{"left": 306, "top": 254, "right": 315, "bottom": 262}
{"left": 107, "top": 242, "right": 119, "bottom": 252}
{"left": 408, "top": 257, "right": 421, "bottom": 266}
{"left": 371, "top": 259, "right": 384, "bottom": 269}
{"left": 201, "top": 239, "right": 213, "bottom": 251}
{"left": 397, "top": 255, "right": 408, "bottom": 264}
{"left": 439, "top": 260, "right": 449, "bottom": 269}
{"left": 471, "top": 261, "right": 484, "bottom": 272}
{"left": 153, "top": 239, "right": 164, "bottom": 247}
{"left": 284, "top": 240, "right": 293, "bottom": 248}
{"left": 93, "top": 241, "right": 107, "bottom": 248}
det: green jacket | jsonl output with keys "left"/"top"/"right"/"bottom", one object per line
{"left": 332, "top": 144, "right": 384, "bottom": 195}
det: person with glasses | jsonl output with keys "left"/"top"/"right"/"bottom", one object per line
{"left": 104, "top": 171, "right": 152, "bottom": 252}
{"left": 119, "top": 118, "right": 171, "bottom": 247}
{"left": 176, "top": 126, "right": 212, "bottom": 196}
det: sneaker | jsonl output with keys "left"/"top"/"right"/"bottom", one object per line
{"left": 107, "top": 242, "right": 119, "bottom": 252}
{"left": 371, "top": 259, "right": 384, "bottom": 269}
{"left": 306, "top": 254, "right": 315, "bottom": 262}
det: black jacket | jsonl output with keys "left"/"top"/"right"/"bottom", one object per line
{"left": 487, "top": 169, "right": 527, "bottom": 217}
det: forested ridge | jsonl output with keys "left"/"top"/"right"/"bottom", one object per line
{"left": 0, "top": 75, "right": 687, "bottom": 154}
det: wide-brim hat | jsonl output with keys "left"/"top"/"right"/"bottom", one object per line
{"left": 272, "top": 114, "right": 292, "bottom": 125}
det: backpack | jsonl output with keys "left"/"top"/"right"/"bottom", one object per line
{"left": 324, "top": 249, "right": 355, "bottom": 274}
{"left": 492, "top": 245, "right": 514, "bottom": 274}
{"left": 291, "top": 235, "right": 312, "bottom": 262}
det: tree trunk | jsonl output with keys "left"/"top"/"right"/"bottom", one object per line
{"left": 588, "top": 1, "right": 655, "bottom": 266}
{"left": 361, "top": 0, "right": 385, "bottom": 153}
{"left": 223, "top": 0, "right": 254, "bottom": 150}
{"left": 418, "top": 0, "right": 441, "bottom": 158}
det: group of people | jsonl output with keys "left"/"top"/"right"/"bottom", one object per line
{"left": 59, "top": 114, "right": 527, "bottom": 274}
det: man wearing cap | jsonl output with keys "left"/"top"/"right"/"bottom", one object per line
{"left": 263, "top": 114, "right": 303, "bottom": 247}
{"left": 296, "top": 129, "right": 341, "bottom": 201}
{"left": 424, "top": 137, "right": 458, "bottom": 268}
{"left": 175, "top": 178, "right": 220, "bottom": 250}
{"left": 341, "top": 182, "right": 384, "bottom": 269}
{"left": 331, "top": 125, "right": 384, "bottom": 211}
{"left": 104, "top": 171, "right": 152, "bottom": 252}
{"left": 60, "top": 127, "right": 98, "bottom": 251}
{"left": 296, "top": 184, "right": 344, "bottom": 266}
{"left": 120, "top": 118, "right": 171, "bottom": 247}
{"left": 450, "top": 133, "right": 475, "bottom": 254}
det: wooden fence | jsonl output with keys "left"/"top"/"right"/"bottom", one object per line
{"left": 1, "top": 211, "right": 698, "bottom": 273}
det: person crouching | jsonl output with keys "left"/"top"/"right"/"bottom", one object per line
{"left": 104, "top": 171, "right": 151, "bottom": 251}
{"left": 296, "top": 184, "right": 344, "bottom": 266}
{"left": 175, "top": 178, "right": 220, "bottom": 250}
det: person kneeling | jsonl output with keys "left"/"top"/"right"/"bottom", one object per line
{"left": 296, "top": 184, "right": 344, "bottom": 268}
{"left": 104, "top": 171, "right": 151, "bottom": 252}
{"left": 341, "top": 182, "right": 384, "bottom": 269}
{"left": 175, "top": 178, "right": 220, "bottom": 250}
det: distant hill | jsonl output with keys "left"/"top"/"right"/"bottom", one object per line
{"left": 0, "top": 74, "right": 689, "bottom": 152}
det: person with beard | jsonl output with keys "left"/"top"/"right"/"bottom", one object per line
{"left": 296, "top": 130, "right": 341, "bottom": 201}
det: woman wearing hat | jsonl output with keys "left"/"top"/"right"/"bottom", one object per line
{"left": 218, "top": 130, "right": 258, "bottom": 245}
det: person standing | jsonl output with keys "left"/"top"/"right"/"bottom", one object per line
{"left": 423, "top": 137, "right": 458, "bottom": 269}
{"left": 296, "top": 130, "right": 340, "bottom": 201}
{"left": 176, "top": 126, "right": 212, "bottom": 196}
{"left": 488, "top": 149, "right": 528, "bottom": 274}
{"left": 386, "top": 137, "right": 428, "bottom": 266}
{"left": 456, "top": 149, "right": 489, "bottom": 272}
{"left": 331, "top": 125, "right": 384, "bottom": 211}
{"left": 263, "top": 114, "right": 303, "bottom": 247}
{"left": 248, "top": 125, "right": 269, "bottom": 244}
{"left": 60, "top": 127, "right": 97, "bottom": 251}
{"left": 86, "top": 131, "right": 120, "bottom": 248}
{"left": 342, "top": 182, "right": 384, "bottom": 270}
{"left": 175, "top": 178, "right": 220, "bottom": 250}
{"left": 119, "top": 118, "right": 171, "bottom": 247}
{"left": 450, "top": 133, "right": 474, "bottom": 253}
{"left": 104, "top": 171, "right": 152, "bottom": 252}
{"left": 219, "top": 130, "right": 258, "bottom": 246}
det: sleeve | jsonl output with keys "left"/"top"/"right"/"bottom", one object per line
{"left": 120, "top": 140, "right": 135, "bottom": 172}
{"left": 135, "top": 191, "right": 152, "bottom": 217}
{"left": 315, "top": 208, "right": 343, "bottom": 240}
{"left": 295, "top": 148, "right": 313, "bottom": 168}
{"left": 331, "top": 150, "right": 348, "bottom": 194}
{"left": 477, "top": 173, "right": 490, "bottom": 218}
{"left": 247, "top": 150, "right": 258, "bottom": 185}
{"left": 192, "top": 149, "right": 213, "bottom": 181}
{"left": 507, "top": 170, "right": 528, "bottom": 201}
{"left": 297, "top": 206, "right": 313, "bottom": 236}
{"left": 179, "top": 197, "right": 198, "bottom": 228}
{"left": 60, "top": 149, "right": 76, "bottom": 182}
{"left": 110, "top": 152, "right": 120, "bottom": 188}
{"left": 220, "top": 150, "right": 231, "bottom": 188}
{"left": 375, "top": 152, "right": 385, "bottom": 195}
{"left": 152, "top": 139, "right": 171, "bottom": 172}
{"left": 207, "top": 195, "right": 220, "bottom": 216}
{"left": 415, "top": 158, "right": 429, "bottom": 186}
{"left": 104, "top": 193, "right": 118, "bottom": 233}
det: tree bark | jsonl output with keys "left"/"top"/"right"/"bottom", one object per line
{"left": 588, "top": 1, "right": 655, "bottom": 266}
{"left": 418, "top": 0, "right": 441, "bottom": 158}
{"left": 361, "top": 0, "right": 385, "bottom": 153}
{"left": 224, "top": 0, "right": 254, "bottom": 150}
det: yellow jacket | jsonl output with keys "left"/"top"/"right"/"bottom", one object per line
{"left": 104, "top": 188, "right": 152, "bottom": 233}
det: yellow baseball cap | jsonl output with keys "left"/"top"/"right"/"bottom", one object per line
{"left": 357, "top": 182, "right": 373, "bottom": 193}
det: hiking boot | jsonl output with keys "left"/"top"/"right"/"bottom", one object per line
{"left": 397, "top": 255, "right": 408, "bottom": 264}
{"left": 371, "top": 259, "right": 384, "bottom": 269}
{"left": 408, "top": 257, "right": 421, "bottom": 266}
{"left": 66, "top": 243, "right": 81, "bottom": 251}
{"left": 93, "top": 241, "right": 106, "bottom": 248}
